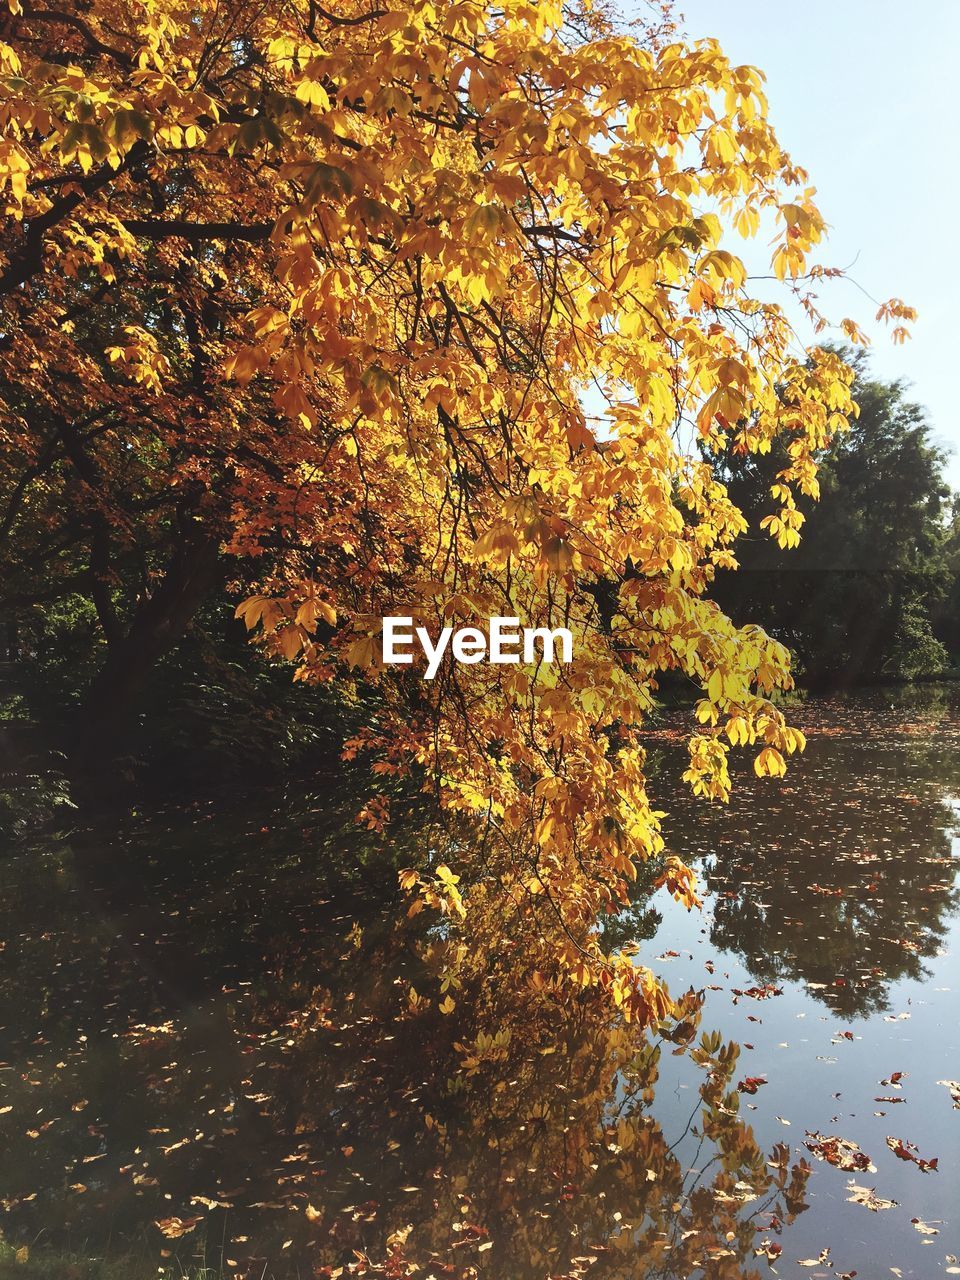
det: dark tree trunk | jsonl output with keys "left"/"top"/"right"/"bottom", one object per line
{"left": 81, "top": 532, "right": 222, "bottom": 739}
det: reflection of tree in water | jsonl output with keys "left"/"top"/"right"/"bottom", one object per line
{"left": 657, "top": 691, "right": 960, "bottom": 1018}
{"left": 0, "top": 806, "right": 808, "bottom": 1280}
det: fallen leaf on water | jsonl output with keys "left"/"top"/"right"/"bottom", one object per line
{"left": 155, "top": 1216, "right": 202, "bottom": 1239}
{"left": 731, "top": 983, "right": 782, "bottom": 1003}
{"left": 846, "top": 1182, "right": 898, "bottom": 1211}
{"left": 911, "top": 1218, "right": 941, "bottom": 1235}
{"left": 804, "top": 1132, "right": 876, "bottom": 1173}
{"left": 885, "top": 1136, "right": 938, "bottom": 1172}
{"left": 798, "top": 1247, "right": 831, "bottom": 1267}
{"left": 737, "top": 1076, "right": 767, "bottom": 1095}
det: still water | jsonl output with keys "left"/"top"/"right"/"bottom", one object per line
{"left": 0, "top": 687, "right": 958, "bottom": 1278}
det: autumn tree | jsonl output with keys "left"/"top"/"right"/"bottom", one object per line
{"left": 0, "top": 0, "right": 912, "bottom": 1011}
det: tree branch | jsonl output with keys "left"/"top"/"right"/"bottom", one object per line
{"left": 122, "top": 218, "right": 273, "bottom": 242}
{"left": 310, "top": 4, "right": 387, "bottom": 27}
{"left": 25, "top": 8, "right": 133, "bottom": 66}
{"left": 0, "top": 144, "right": 148, "bottom": 299}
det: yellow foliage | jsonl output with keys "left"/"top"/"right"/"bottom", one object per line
{"left": 0, "top": 0, "right": 911, "bottom": 1021}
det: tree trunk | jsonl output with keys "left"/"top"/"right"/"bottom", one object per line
{"left": 81, "top": 533, "right": 222, "bottom": 740}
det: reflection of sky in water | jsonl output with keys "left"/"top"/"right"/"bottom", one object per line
{"left": 638, "top": 686, "right": 960, "bottom": 1276}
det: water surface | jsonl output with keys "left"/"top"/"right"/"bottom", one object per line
{"left": 638, "top": 687, "right": 960, "bottom": 1277}
{"left": 0, "top": 687, "right": 958, "bottom": 1278}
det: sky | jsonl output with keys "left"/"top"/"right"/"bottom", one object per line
{"left": 666, "top": 0, "right": 960, "bottom": 484}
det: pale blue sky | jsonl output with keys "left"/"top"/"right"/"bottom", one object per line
{"left": 671, "top": 0, "right": 959, "bottom": 484}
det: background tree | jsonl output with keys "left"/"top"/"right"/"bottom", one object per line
{"left": 933, "top": 493, "right": 960, "bottom": 659}
{"left": 711, "top": 355, "right": 952, "bottom": 686}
